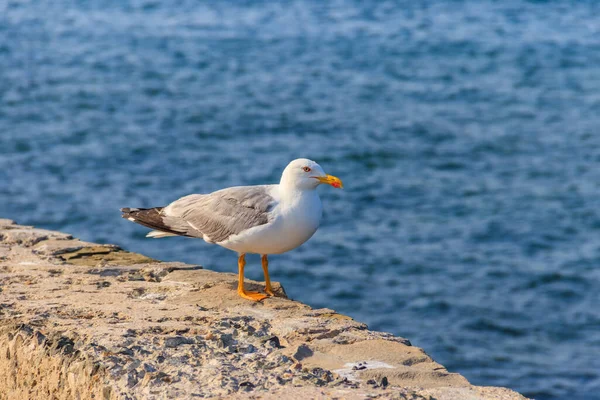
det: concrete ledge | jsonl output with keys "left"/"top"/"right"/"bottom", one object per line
{"left": 0, "top": 219, "right": 527, "bottom": 399}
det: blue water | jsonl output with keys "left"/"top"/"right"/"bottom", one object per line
{"left": 2, "top": 1, "right": 600, "bottom": 398}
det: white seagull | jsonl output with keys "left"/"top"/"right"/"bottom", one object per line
{"left": 121, "top": 158, "right": 343, "bottom": 301}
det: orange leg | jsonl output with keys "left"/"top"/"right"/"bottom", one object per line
{"left": 237, "top": 254, "right": 267, "bottom": 301}
{"left": 262, "top": 254, "right": 274, "bottom": 296}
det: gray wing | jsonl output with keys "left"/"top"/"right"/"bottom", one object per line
{"left": 162, "top": 185, "right": 276, "bottom": 243}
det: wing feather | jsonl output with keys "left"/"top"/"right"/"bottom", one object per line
{"left": 163, "top": 185, "right": 276, "bottom": 243}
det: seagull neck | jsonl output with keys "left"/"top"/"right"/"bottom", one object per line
{"left": 278, "top": 182, "right": 315, "bottom": 203}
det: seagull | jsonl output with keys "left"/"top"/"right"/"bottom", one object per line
{"left": 121, "top": 158, "right": 343, "bottom": 301}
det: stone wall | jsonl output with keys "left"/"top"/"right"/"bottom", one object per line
{"left": 0, "top": 219, "right": 527, "bottom": 400}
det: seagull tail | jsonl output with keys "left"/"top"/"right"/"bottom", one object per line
{"left": 121, "top": 207, "right": 188, "bottom": 238}
{"left": 146, "top": 230, "right": 178, "bottom": 238}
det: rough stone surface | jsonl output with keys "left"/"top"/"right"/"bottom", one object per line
{"left": 0, "top": 221, "right": 528, "bottom": 400}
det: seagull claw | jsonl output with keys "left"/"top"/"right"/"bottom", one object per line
{"left": 238, "top": 290, "right": 268, "bottom": 302}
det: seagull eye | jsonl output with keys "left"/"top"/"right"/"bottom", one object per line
{"left": 302, "top": 166, "right": 311, "bottom": 172}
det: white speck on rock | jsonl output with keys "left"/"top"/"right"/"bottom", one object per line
{"left": 333, "top": 361, "right": 395, "bottom": 382}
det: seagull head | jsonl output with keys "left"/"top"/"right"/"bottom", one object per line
{"left": 280, "top": 158, "right": 344, "bottom": 190}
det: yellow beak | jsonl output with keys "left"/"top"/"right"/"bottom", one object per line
{"left": 314, "top": 174, "right": 343, "bottom": 189}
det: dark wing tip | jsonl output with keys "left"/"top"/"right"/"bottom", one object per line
{"left": 121, "top": 207, "right": 139, "bottom": 219}
{"left": 121, "top": 207, "right": 141, "bottom": 213}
